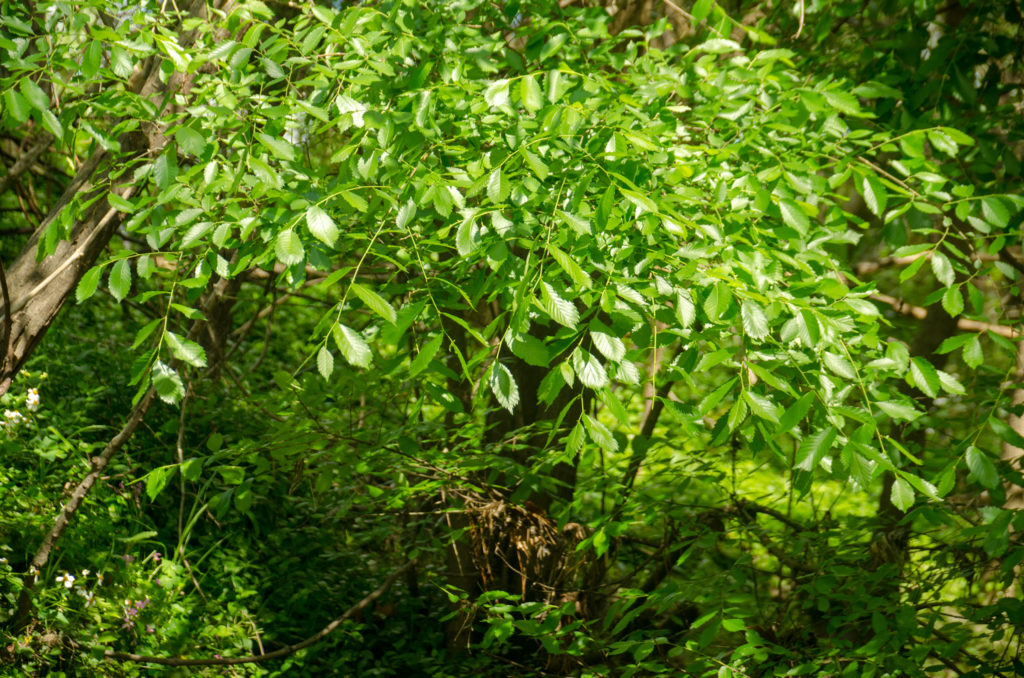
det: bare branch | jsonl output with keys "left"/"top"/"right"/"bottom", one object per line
{"left": 871, "top": 292, "right": 1020, "bottom": 338}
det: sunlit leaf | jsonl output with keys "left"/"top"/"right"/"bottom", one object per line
{"left": 490, "top": 362, "right": 520, "bottom": 412}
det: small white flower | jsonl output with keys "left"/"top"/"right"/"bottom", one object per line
{"left": 56, "top": 572, "right": 76, "bottom": 588}
{"left": 26, "top": 388, "right": 39, "bottom": 411}
{"left": 81, "top": 569, "right": 90, "bottom": 577}
{"left": 4, "top": 409, "right": 25, "bottom": 425}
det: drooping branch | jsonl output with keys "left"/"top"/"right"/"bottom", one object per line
{"left": 103, "top": 560, "right": 417, "bottom": 667}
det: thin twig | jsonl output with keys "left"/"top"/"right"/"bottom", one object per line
{"left": 175, "top": 387, "right": 190, "bottom": 558}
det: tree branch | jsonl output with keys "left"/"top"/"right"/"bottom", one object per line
{"left": 9, "top": 387, "right": 157, "bottom": 632}
{"left": 103, "top": 559, "right": 417, "bottom": 667}
{"left": 871, "top": 292, "right": 1020, "bottom": 338}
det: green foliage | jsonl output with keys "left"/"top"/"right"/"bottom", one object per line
{"left": 1, "top": 0, "right": 1023, "bottom": 675}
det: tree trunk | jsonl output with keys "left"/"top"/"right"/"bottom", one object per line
{"left": 0, "top": 0, "right": 235, "bottom": 396}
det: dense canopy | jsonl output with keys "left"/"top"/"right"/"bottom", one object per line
{"left": 1, "top": 0, "right": 1022, "bottom": 675}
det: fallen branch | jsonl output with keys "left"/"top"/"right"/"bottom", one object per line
{"left": 103, "top": 559, "right": 417, "bottom": 667}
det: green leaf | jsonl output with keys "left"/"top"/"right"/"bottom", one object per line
{"left": 691, "top": 0, "right": 713, "bottom": 22}
{"left": 456, "top": 212, "right": 479, "bottom": 256}
{"left": 778, "top": 199, "right": 809, "bottom": 235}
{"left": 333, "top": 323, "right": 372, "bottom": 368}
{"left": 520, "top": 74, "right": 543, "bottom": 112}
{"left": 548, "top": 244, "right": 592, "bottom": 290}
{"left": 699, "top": 378, "right": 737, "bottom": 415}
{"left": 350, "top": 282, "right": 397, "bottom": 325}
{"left": 797, "top": 310, "right": 820, "bottom": 347}
{"left": 823, "top": 352, "right": 856, "bottom": 380}
{"left": 108, "top": 259, "right": 132, "bottom": 302}
{"left": 40, "top": 110, "right": 63, "bottom": 141}
{"left": 989, "top": 417, "right": 1024, "bottom": 450}
{"left": 539, "top": 282, "right": 579, "bottom": 329}
{"left": 909, "top": 357, "right": 940, "bottom": 398}
{"left": 487, "top": 167, "right": 509, "bottom": 204}
{"left": 154, "top": 152, "right": 177, "bottom": 190}
{"left": 305, "top": 205, "right": 339, "bottom": 246}
{"left": 132, "top": 318, "right": 162, "bottom": 350}
{"left": 890, "top": 477, "right": 915, "bottom": 512}
{"left": 76, "top": 265, "right": 103, "bottom": 303}
{"left": 849, "top": 452, "right": 876, "bottom": 488}
{"left": 555, "top": 210, "right": 590, "bottom": 236}
{"left": 937, "top": 369, "right": 965, "bottom": 395}
{"left": 572, "top": 349, "right": 609, "bottom": 389}
{"left": 82, "top": 40, "right": 103, "bottom": 77}
{"left": 965, "top": 446, "right": 999, "bottom": 490}
{"left": 146, "top": 466, "right": 172, "bottom": 502}
{"left": 981, "top": 196, "right": 1009, "bottom": 228}
{"left": 3, "top": 89, "right": 31, "bottom": 123}
{"left": 927, "top": 129, "right": 958, "bottom": 156}
{"left": 507, "top": 333, "right": 550, "bottom": 367}
{"left": 234, "top": 484, "right": 253, "bottom": 513}
{"left": 275, "top": 229, "right": 305, "bottom": 266}
{"left": 672, "top": 290, "right": 694, "bottom": 330}
{"left": 931, "top": 252, "right": 954, "bottom": 287}
{"left": 566, "top": 421, "right": 586, "bottom": 454}
{"left": 256, "top": 131, "right": 296, "bottom": 161}
{"left": 152, "top": 360, "right": 185, "bottom": 404}
{"left": 777, "top": 392, "right": 814, "bottom": 433}
{"left": 743, "top": 391, "right": 780, "bottom": 423}
{"left": 317, "top": 345, "right": 334, "bottom": 379}
{"left": 524, "top": 151, "right": 549, "bottom": 180}
{"left": 181, "top": 458, "right": 203, "bottom": 482}
{"left": 936, "top": 334, "right": 972, "bottom": 354}
{"left": 962, "top": 335, "right": 983, "bottom": 368}
{"left": 341, "top": 190, "right": 368, "bottom": 212}
{"left": 584, "top": 413, "right": 618, "bottom": 453}
{"left": 696, "top": 38, "right": 741, "bottom": 54}
{"left": 19, "top": 77, "right": 49, "bottom": 112}
{"left": 176, "top": 126, "right": 207, "bottom": 156}
{"left": 396, "top": 200, "right": 416, "bottom": 229}
{"left": 164, "top": 331, "right": 207, "bottom": 368}
{"left": 796, "top": 426, "right": 836, "bottom": 471}
{"left": 620, "top": 189, "right": 658, "bottom": 215}
{"left": 740, "top": 301, "right": 769, "bottom": 340}
{"left": 410, "top": 335, "right": 442, "bottom": 377}
{"left": 484, "top": 79, "right": 510, "bottom": 107}
{"left": 861, "top": 174, "right": 888, "bottom": 218}
{"left": 108, "top": 192, "right": 135, "bottom": 213}
{"left": 876, "top": 399, "right": 922, "bottom": 421}
{"left": 823, "top": 89, "right": 861, "bottom": 115}
{"left": 941, "top": 286, "right": 964, "bottom": 316}
{"left": 590, "top": 329, "right": 625, "bottom": 363}
{"left": 490, "top": 362, "right": 520, "bottom": 412}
